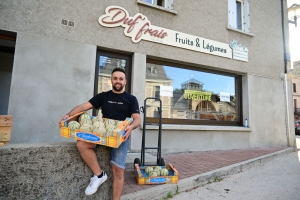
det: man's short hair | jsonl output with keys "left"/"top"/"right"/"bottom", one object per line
{"left": 112, "top": 67, "right": 126, "bottom": 77}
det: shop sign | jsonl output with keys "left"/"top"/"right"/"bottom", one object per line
{"left": 99, "top": 6, "right": 248, "bottom": 61}
{"left": 286, "top": 54, "right": 290, "bottom": 62}
{"left": 184, "top": 90, "right": 212, "bottom": 101}
{"left": 229, "top": 40, "right": 249, "bottom": 62}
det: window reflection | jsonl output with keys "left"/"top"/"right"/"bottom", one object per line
{"left": 236, "top": 1, "right": 242, "bottom": 30}
{"left": 98, "top": 56, "right": 126, "bottom": 93}
{"left": 145, "top": 63, "right": 238, "bottom": 122}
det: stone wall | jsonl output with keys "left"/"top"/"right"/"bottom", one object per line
{"left": 0, "top": 143, "right": 112, "bottom": 200}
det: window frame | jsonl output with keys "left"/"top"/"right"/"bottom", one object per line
{"left": 140, "top": 0, "right": 173, "bottom": 10}
{"left": 293, "top": 83, "right": 296, "bottom": 93}
{"left": 154, "top": 85, "right": 160, "bottom": 98}
{"left": 145, "top": 59, "right": 243, "bottom": 126}
{"left": 228, "top": 0, "right": 250, "bottom": 33}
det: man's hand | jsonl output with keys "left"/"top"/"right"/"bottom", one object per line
{"left": 59, "top": 115, "right": 69, "bottom": 128}
{"left": 123, "top": 113, "right": 140, "bottom": 141}
{"left": 58, "top": 102, "right": 93, "bottom": 128}
{"left": 60, "top": 115, "right": 69, "bottom": 121}
{"left": 123, "top": 125, "right": 134, "bottom": 141}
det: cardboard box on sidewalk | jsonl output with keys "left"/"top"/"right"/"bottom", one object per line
{"left": 60, "top": 112, "right": 132, "bottom": 148}
{"left": 0, "top": 115, "right": 13, "bottom": 146}
{"left": 134, "top": 163, "right": 179, "bottom": 185}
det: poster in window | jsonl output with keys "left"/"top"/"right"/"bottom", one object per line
{"left": 220, "top": 92, "right": 230, "bottom": 102}
{"left": 160, "top": 85, "right": 173, "bottom": 97}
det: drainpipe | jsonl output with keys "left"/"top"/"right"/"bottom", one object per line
{"left": 281, "top": 0, "right": 293, "bottom": 147}
{"left": 281, "top": 0, "right": 287, "bottom": 74}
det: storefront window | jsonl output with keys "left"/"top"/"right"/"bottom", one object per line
{"left": 145, "top": 61, "right": 242, "bottom": 126}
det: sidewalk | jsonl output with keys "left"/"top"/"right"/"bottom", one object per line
{"left": 121, "top": 146, "right": 294, "bottom": 200}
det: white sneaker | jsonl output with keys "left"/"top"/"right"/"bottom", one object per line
{"left": 85, "top": 172, "right": 108, "bottom": 195}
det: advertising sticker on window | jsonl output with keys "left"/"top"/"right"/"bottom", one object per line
{"left": 220, "top": 92, "right": 230, "bottom": 102}
{"left": 184, "top": 90, "right": 212, "bottom": 101}
{"left": 160, "top": 85, "right": 173, "bottom": 97}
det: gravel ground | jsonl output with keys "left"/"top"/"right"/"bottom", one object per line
{"left": 171, "top": 150, "right": 300, "bottom": 200}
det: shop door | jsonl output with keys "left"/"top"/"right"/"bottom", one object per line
{"left": 0, "top": 30, "right": 16, "bottom": 115}
{"left": 93, "top": 50, "right": 132, "bottom": 115}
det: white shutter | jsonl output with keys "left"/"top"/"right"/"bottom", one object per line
{"left": 165, "top": 0, "right": 173, "bottom": 10}
{"left": 243, "top": 0, "right": 250, "bottom": 32}
{"left": 228, "top": 0, "right": 236, "bottom": 28}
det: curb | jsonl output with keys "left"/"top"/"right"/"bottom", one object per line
{"left": 121, "top": 147, "right": 295, "bottom": 200}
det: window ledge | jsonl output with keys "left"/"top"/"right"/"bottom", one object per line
{"left": 137, "top": 0, "right": 177, "bottom": 15}
{"left": 140, "top": 124, "right": 251, "bottom": 132}
{"left": 227, "top": 26, "right": 254, "bottom": 37}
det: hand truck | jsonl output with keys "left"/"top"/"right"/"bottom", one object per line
{"left": 134, "top": 97, "right": 165, "bottom": 169}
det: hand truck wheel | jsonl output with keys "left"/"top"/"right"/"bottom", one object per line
{"left": 158, "top": 157, "right": 165, "bottom": 166}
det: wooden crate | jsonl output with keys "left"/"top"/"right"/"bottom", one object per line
{"left": 0, "top": 115, "right": 13, "bottom": 145}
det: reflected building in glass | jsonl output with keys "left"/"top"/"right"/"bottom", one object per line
{"left": 145, "top": 64, "right": 237, "bottom": 122}
{"left": 145, "top": 64, "right": 173, "bottom": 118}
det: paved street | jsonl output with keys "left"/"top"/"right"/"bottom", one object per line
{"left": 171, "top": 150, "right": 300, "bottom": 200}
{"left": 123, "top": 147, "right": 287, "bottom": 198}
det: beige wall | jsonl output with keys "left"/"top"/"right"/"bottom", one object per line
{"left": 0, "top": 0, "right": 294, "bottom": 151}
{"left": 292, "top": 77, "right": 300, "bottom": 120}
{"left": 0, "top": 0, "right": 287, "bottom": 76}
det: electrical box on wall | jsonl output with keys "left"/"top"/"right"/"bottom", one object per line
{"left": 61, "top": 19, "right": 75, "bottom": 27}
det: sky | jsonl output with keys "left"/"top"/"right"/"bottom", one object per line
{"left": 163, "top": 66, "right": 235, "bottom": 95}
{"left": 287, "top": 0, "right": 300, "bottom": 64}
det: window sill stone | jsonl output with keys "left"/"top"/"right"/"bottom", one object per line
{"left": 227, "top": 27, "right": 254, "bottom": 37}
{"left": 140, "top": 124, "right": 251, "bottom": 132}
{"left": 137, "top": 0, "right": 177, "bottom": 15}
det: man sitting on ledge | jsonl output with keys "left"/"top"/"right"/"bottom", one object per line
{"left": 60, "top": 67, "right": 140, "bottom": 199}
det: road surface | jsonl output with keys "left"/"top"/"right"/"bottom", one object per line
{"left": 172, "top": 150, "right": 300, "bottom": 200}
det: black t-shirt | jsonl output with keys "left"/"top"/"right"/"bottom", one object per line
{"left": 89, "top": 90, "right": 140, "bottom": 120}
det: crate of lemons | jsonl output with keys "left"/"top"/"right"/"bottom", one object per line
{"left": 135, "top": 164, "right": 179, "bottom": 185}
{"left": 60, "top": 111, "right": 132, "bottom": 148}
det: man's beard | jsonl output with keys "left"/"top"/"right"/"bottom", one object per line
{"left": 112, "top": 84, "right": 124, "bottom": 92}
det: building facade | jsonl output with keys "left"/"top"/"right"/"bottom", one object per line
{"left": 292, "top": 60, "right": 300, "bottom": 121}
{"left": 0, "top": 0, "right": 295, "bottom": 152}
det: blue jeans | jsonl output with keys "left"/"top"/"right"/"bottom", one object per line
{"left": 95, "top": 139, "right": 129, "bottom": 169}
